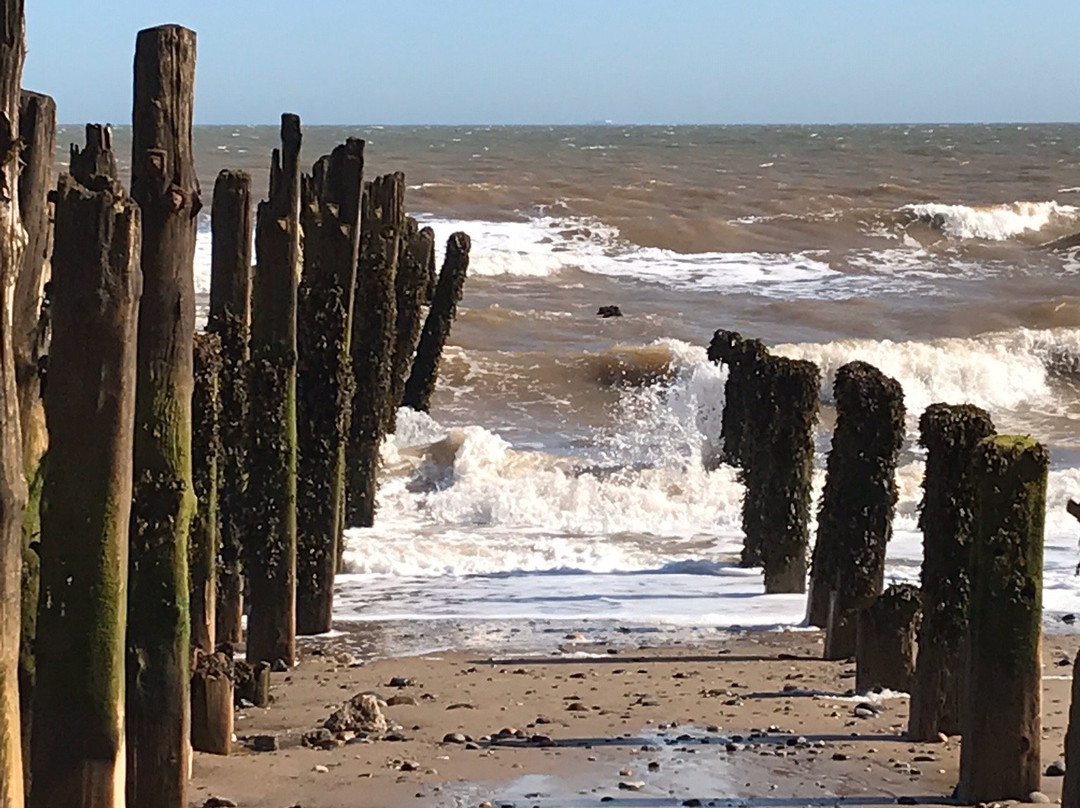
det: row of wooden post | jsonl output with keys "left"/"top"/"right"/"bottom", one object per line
{"left": 710, "top": 328, "right": 1049, "bottom": 804}
{"left": 0, "top": 11, "right": 473, "bottom": 808}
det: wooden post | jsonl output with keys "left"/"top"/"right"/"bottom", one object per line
{"left": 296, "top": 139, "right": 363, "bottom": 636}
{"left": 346, "top": 173, "right": 405, "bottom": 527}
{"left": 207, "top": 169, "right": 252, "bottom": 646}
{"left": 191, "top": 333, "right": 221, "bottom": 654}
{"left": 0, "top": 2, "right": 30, "bottom": 804}
{"left": 957, "top": 435, "right": 1046, "bottom": 804}
{"left": 30, "top": 138, "right": 141, "bottom": 808}
{"left": 402, "top": 231, "right": 471, "bottom": 415}
{"left": 1063, "top": 651, "right": 1080, "bottom": 808}
{"left": 233, "top": 660, "right": 270, "bottom": 707}
{"left": 387, "top": 218, "right": 434, "bottom": 432}
{"left": 14, "top": 88, "right": 54, "bottom": 790}
{"left": 740, "top": 355, "right": 819, "bottom": 593}
{"left": 908, "top": 403, "right": 995, "bottom": 740}
{"left": 190, "top": 651, "right": 233, "bottom": 755}
{"left": 247, "top": 113, "right": 301, "bottom": 666}
{"left": 706, "top": 330, "right": 768, "bottom": 469}
{"left": 855, "top": 583, "right": 920, "bottom": 694}
{"left": 127, "top": 24, "right": 199, "bottom": 808}
{"left": 820, "top": 362, "right": 905, "bottom": 657}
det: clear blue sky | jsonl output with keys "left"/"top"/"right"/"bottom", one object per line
{"left": 24, "top": 0, "right": 1080, "bottom": 125}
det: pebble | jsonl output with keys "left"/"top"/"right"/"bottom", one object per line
{"left": 388, "top": 677, "right": 414, "bottom": 688}
{"left": 387, "top": 695, "right": 419, "bottom": 707}
{"left": 202, "top": 799, "right": 237, "bottom": 808}
{"left": 1029, "top": 792, "right": 1052, "bottom": 804}
{"left": 1046, "top": 760, "right": 1067, "bottom": 777}
{"left": 618, "top": 782, "right": 646, "bottom": 791}
{"left": 399, "top": 760, "right": 421, "bottom": 772}
{"left": 443, "top": 733, "right": 467, "bottom": 744}
{"left": 313, "top": 764, "right": 329, "bottom": 773}
{"left": 249, "top": 735, "right": 278, "bottom": 752}
{"left": 566, "top": 702, "right": 588, "bottom": 712}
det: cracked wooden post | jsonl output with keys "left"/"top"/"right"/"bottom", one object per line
{"left": 740, "top": 355, "right": 819, "bottom": 593}
{"left": 127, "top": 24, "right": 199, "bottom": 808}
{"left": 346, "top": 173, "right": 404, "bottom": 528}
{"left": 402, "top": 230, "right": 471, "bottom": 415}
{"left": 706, "top": 330, "right": 768, "bottom": 470}
{"left": 819, "top": 362, "right": 906, "bottom": 657}
{"left": 855, "top": 583, "right": 920, "bottom": 694}
{"left": 190, "top": 650, "right": 232, "bottom": 755}
{"left": 296, "top": 138, "right": 363, "bottom": 636}
{"left": 957, "top": 435, "right": 1047, "bottom": 804}
{"left": 191, "top": 333, "right": 221, "bottom": 654}
{"left": 386, "top": 217, "right": 434, "bottom": 432}
{"left": 14, "top": 88, "right": 54, "bottom": 790}
{"left": 0, "top": 2, "right": 30, "bottom": 804}
{"left": 908, "top": 403, "right": 995, "bottom": 740}
{"left": 247, "top": 113, "right": 301, "bottom": 666}
{"left": 28, "top": 140, "right": 141, "bottom": 808}
{"left": 1063, "top": 651, "right": 1080, "bottom": 808}
{"left": 208, "top": 169, "right": 252, "bottom": 646}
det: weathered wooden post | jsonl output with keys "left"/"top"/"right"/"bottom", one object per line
{"left": 191, "top": 333, "right": 221, "bottom": 654}
{"left": 0, "top": 2, "right": 30, "bottom": 804}
{"left": 957, "top": 435, "right": 1047, "bottom": 804}
{"left": 127, "top": 24, "right": 200, "bottom": 808}
{"left": 207, "top": 169, "right": 252, "bottom": 646}
{"left": 740, "top": 355, "right": 819, "bottom": 593}
{"left": 190, "top": 651, "right": 232, "bottom": 755}
{"left": 296, "top": 138, "right": 363, "bottom": 635}
{"left": 855, "top": 583, "right": 920, "bottom": 694}
{"left": 908, "top": 403, "right": 994, "bottom": 740}
{"left": 346, "top": 173, "right": 405, "bottom": 527}
{"left": 819, "top": 362, "right": 906, "bottom": 658}
{"left": 386, "top": 218, "right": 434, "bottom": 431}
{"left": 29, "top": 142, "right": 142, "bottom": 808}
{"left": 246, "top": 113, "right": 301, "bottom": 666}
{"left": 402, "top": 230, "right": 471, "bottom": 415}
{"left": 14, "top": 88, "right": 54, "bottom": 788}
{"left": 1063, "top": 651, "right": 1080, "bottom": 808}
{"left": 706, "top": 329, "right": 768, "bottom": 469}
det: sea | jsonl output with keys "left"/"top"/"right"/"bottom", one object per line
{"left": 58, "top": 123, "right": 1080, "bottom": 657}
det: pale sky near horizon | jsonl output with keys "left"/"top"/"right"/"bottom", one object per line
{"left": 23, "top": 0, "right": 1080, "bottom": 125}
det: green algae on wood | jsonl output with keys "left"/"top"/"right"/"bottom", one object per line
{"left": 957, "top": 433, "right": 1047, "bottom": 803}
{"left": 190, "top": 333, "right": 222, "bottom": 654}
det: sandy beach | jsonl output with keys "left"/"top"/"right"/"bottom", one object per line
{"left": 190, "top": 626, "right": 1079, "bottom": 808}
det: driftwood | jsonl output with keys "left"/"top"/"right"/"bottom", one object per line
{"left": 126, "top": 24, "right": 200, "bottom": 808}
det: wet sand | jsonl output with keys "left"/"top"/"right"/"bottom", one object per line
{"left": 191, "top": 627, "right": 1079, "bottom": 808}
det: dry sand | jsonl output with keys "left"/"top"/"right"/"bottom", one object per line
{"left": 191, "top": 627, "right": 1079, "bottom": 808}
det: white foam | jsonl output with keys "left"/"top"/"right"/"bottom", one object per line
{"left": 901, "top": 201, "right": 1078, "bottom": 240}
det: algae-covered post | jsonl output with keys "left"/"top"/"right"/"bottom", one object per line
{"left": 346, "top": 173, "right": 404, "bottom": 528}
{"left": 402, "top": 230, "right": 472, "bottom": 415}
{"left": 387, "top": 217, "right": 434, "bottom": 431}
{"left": 14, "top": 88, "right": 54, "bottom": 787}
{"left": 247, "top": 114, "right": 301, "bottom": 666}
{"left": 741, "top": 355, "right": 819, "bottom": 593}
{"left": 127, "top": 24, "right": 200, "bottom": 808}
{"left": 854, "top": 583, "right": 920, "bottom": 694}
{"left": 208, "top": 169, "right": 253, "bottom": 646}
{"left": 297, "top": 138, "right": 363, "bottom": 636}
{"left": 818, "top": 361, "right": 905, "bottom": 657}
{"left": 30, "top": 151, "right": 141, "bottom": 808}
{"left": 0, "top": 2, "right": 29, "bottom": 801}
{"left": 191, "top": 333, "right": 222, "bottom": 654}
{"left": 958, "top": 435, "right": 1046, "bottom": 804}
{"left": 907, "top": 403, "right": 994, "bottom": 740}
{"left": 706, "top": 329, "right": 768, "bottom": 469}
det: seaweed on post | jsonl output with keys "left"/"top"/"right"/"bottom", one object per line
{"left": 907, "top": 403, "right": 994, "bottom": 740}
{"left": 958, "top": 435, "right": 1046, "bottom": 804}
{"left": 818, "top": 361, "right": 905, "bottom": 658}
